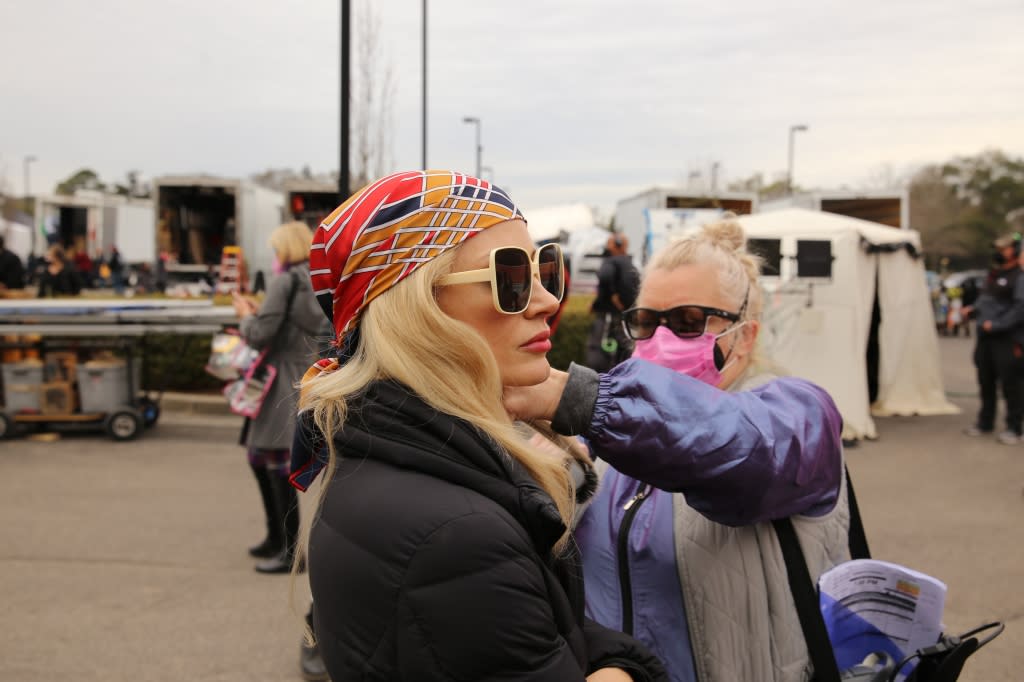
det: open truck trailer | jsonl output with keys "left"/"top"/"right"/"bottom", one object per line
{"left": 154, "top": 175, "right": 285, "bottom": 288}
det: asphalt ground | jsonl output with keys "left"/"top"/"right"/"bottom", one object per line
{"left": 0, "top": 335, "right": 1021, "bottom": 681}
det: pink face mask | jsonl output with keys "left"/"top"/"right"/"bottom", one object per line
{"left": 631, "top": 324, "right": 743, "bottom": 386}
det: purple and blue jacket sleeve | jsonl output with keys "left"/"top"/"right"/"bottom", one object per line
{"left": 552, "top": 359, "right": 844, "bottom": 527}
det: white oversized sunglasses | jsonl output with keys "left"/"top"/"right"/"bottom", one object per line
{"left": 437, "top": 243, "right": 565, "bottom": 314}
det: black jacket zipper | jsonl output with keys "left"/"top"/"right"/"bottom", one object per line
{"left": 616, "top": 483, "right": 652, "bottom": 635}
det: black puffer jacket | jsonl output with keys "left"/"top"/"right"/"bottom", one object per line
{"left": 306, "top": 380, "right": 666, "bottom": 682}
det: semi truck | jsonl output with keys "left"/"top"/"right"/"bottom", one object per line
{"left": 153, "top": 175, "right": 285, "bottom": 287}
{"left": 614, "top": 188, "right": 758, "bottom": 267}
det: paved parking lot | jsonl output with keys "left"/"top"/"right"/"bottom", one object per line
{"left": 0, "top": 336, "right": 1021, "bottom": 681}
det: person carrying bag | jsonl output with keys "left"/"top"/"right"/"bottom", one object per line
{"left": 232, "top": 222, "right": 324, "bottom": 576}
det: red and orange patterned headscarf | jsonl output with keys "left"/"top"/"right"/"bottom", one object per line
{"left": 310, "top": 169, "right": 524, "bottom": 343}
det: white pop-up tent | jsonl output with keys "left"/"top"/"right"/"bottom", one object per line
{"left": 729, "top": 208, "right": 958, "bottom": 440}
{"left": 524, "top": 203, "right": 596, "bottom": 242}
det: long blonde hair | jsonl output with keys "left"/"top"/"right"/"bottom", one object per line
{"left": 298, "top": 250, "right": 576, "bottom": 554}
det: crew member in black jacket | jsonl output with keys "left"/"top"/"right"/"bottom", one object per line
{"left": 586, "top": 233, "right": 639, "bottom": 371}
{"left": 964, "top": 233, "right": 1024, "bottom": 444}
{"left": 290, "top": 170, "right": 666, "bottom": 682}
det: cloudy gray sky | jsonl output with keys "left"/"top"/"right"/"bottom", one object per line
{"left": 2, "top": 0, "right": 1021, "bottom": 216}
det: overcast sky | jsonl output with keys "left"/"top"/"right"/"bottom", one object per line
{"left": 1, "top": 0, "right": 1021, "bottom": 216}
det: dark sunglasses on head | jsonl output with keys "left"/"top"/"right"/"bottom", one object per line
{"left": 622, "top": 304, "right": 740, "bottom": 340}
{"left": 437, "top": 243, "right": 565, "bottom": 314}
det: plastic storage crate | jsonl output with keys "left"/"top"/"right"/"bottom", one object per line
{"left": 76, "top": 359, "right": 141, "bottom": 414}
{"left": 2, "top": 361, "right": 44, "bottom": 386}
{"left": 2, "top": 361, "right": 44, "bottom": 412}
{"left": 4, "top": 384, "right": 41, "bottom": 412}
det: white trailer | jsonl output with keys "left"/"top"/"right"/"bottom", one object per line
{"left": 759, "top": 189, "right": 910, "bottom": 230}
{"left": 32, "top": 193, "right": 155, "bottom": 265}
{"left": 101, "top": 198, "right": 156, "bottom": 265}
{"left": 615, "top": 188, "right": 758, "bottom": 267}
{"left": 153, "top": 175, "right": 285, "bottom": 286}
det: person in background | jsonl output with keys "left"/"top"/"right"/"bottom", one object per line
{"left": 945, "top": 285, "right": 965, "bottom": 336}
{"left": 155, "top": 252, "right": 168, "bottom": 293}
{"left": 108, "top": 245, "right": 124, "bottom": 295}
{"left": 36, "top": 245, "right": 82, "bottom": 297}
{"left": 935, "top": 285, "right": 950, "bottom": 335}
{"left": 0, "top": 235, "right": 26, "bottom": 291}
{"left": 232, "top": 221, "right": 324, "bottom": 575}
{"left": 586, "top": 233, "right": 639, "bottom": 371}
{"left": 72, "top": 247, "right": 95, "bottom": 288}
{"left": 505, "top": 216, "right": 848, "bottom": 682}
{"left": 292, "top": 170, "right": 666, "bottom": 682}
{"left": 131, "top": 262, "right": 156, "bottom": 294}
{"left": 96, "top": 258, "right": 112, "bottom": 288}
{"left": 963, "top": 233, "right": 1024, "bottom": 445}
{"left": 251, "top": 270, "right": 267, "bottom": 295}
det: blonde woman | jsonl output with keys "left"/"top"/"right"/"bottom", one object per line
{"left": 505, "top": 217, "right": 849, "bottom": 682}
{"left": 290, "top": 170, "right": 666, "bottom": 682}
{"left": 232, "top": 221, "right": 324, "bottom": 574}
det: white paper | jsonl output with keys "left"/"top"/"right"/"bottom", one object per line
{"left": 818, "top": 559, "right": 947, "bottom": 671}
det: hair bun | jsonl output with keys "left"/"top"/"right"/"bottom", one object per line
{"left": 701, "top": 213, "right": 745, "bottom": 252}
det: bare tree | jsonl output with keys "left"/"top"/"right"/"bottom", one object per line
{"left": 351, "top": 2, "right": 396, "bottom": 187}
{"left": 909, "top": 165, "right": 971, "bottom": 264}
{"left": 859, "top": 162, "right": 903, "bottom": 190}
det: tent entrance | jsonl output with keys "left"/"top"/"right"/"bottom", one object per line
{"left": 866, "top": 267, "right": 881, "bottom": 405}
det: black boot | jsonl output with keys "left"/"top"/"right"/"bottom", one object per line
{"left": 255, "top": 474, "right": 304, "bottom": 574}
{"left": 300, "top": 608, "right": 329, "bottom": 681}
{"left": 300, "top": 640, "right": 329, "bottom": 681}
{"left": 248, "top": 465, "right": 283, "bottom": 558}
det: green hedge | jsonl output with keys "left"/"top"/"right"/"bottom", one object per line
{"left": 548, "top": 293, "right": 593, "bottom": 371}
{"left": 141, "top": 293, "right": 596, "bottom": 392}
{"left": 140, "top": 334, "right": 221, "bottom": 392}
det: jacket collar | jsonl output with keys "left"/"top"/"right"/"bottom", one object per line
{"left": 293, "top": 380, "right": 567, "bottom": 555}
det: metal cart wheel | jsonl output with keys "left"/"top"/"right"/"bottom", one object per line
{"left": 0, "top": 412, "right": 12, "bottom": 440}
{"left": 104, "top": 408, "right": 143, "bottom": 441}
{"left": 138, "top": 398, "right": 161, "bottom": 428}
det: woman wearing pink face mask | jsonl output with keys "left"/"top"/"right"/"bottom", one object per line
{"left": 505, "top": 217, "right": 850, "bottom": 682}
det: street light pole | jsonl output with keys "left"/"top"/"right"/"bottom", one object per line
{"left": 23, "top": 155, "right": 37, "bottom": 198}
{"left": 462, "top": 116, "right": 481, "bottom": 178}
{"left": 339, "top": 0, "right": 351, "bottom": 198}
{"left": 787, "top": 124, "right": 808, "bottom": 196}
{"left": 421, "top": 0, "right": 427, "bottom": 170}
